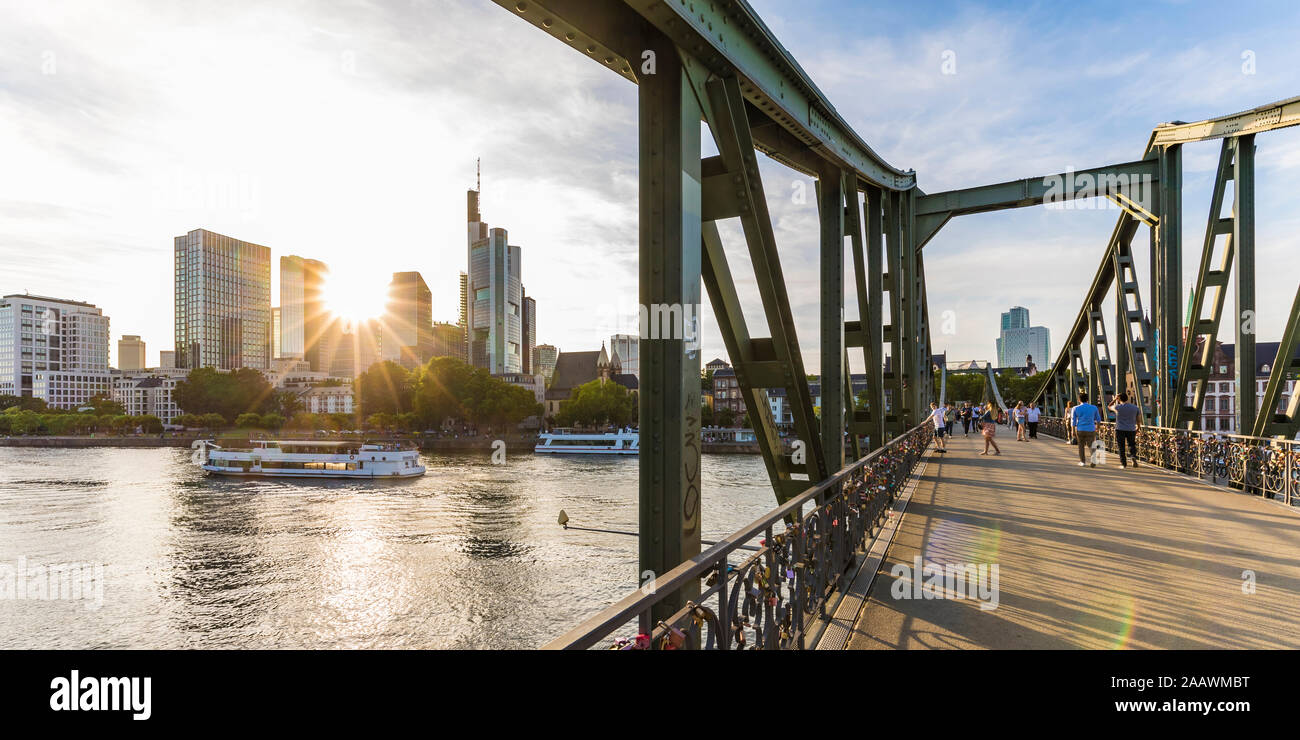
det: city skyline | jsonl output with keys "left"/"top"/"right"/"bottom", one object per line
{"left": 3, "top": 1, "right": 1300, "bottom": 372}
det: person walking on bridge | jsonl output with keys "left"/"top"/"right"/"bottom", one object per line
{"left": 1071, "top": 393, "right": 1101, "bottom": 467}
{"left": 1026, "top": 402, "right": 1040, "bottom": 439}
{"left": 978, "top": 402, "right": 1001, "bottom": 456}
{"left": 929, "top": 401, "right": 948, "bottom": 454}
{"left": 1014, "top": 401, "right": 1028, "bottom": 442}
{"left": 960, "top": 402, "right": 973, "bottom": 435}
{"left": 1109, "top": 393, "right": 1141, "bottom": 469}
{"left": 1063, "top": 400, "right": 1076, "bottom": 445}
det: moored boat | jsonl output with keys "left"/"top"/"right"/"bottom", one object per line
{"left": 534, "top": 428, "right": 638, "bottom": 455}
{"left": 200, "top": 440, "right": 425, "bottom": 478}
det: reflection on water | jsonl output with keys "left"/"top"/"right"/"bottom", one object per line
{"left": 0, "top": 447, "right": 773, "bottom": 648}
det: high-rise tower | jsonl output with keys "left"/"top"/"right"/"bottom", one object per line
{"left": 466, "top": 180, "right": 524, "bottom": 374}
{"left": 174, "top": 228, "right": 272, "bottom": 370}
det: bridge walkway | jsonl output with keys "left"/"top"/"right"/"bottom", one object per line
{"left": 846, "top": 427, "right": 1300, "bottom": 649}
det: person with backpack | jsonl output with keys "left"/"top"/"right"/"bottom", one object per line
{"left": 1108, "top": 393, "right": 1141, "bottom": 468}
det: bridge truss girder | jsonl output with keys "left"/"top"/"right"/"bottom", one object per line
{"left": 494, "top": 0, "right": 1300, "bottom": 626}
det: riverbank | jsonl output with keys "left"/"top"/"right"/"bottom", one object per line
{"left": 0, "top": 434, "right": 767, "bottom": 454}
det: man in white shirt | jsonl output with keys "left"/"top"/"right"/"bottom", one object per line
{"left": 1026, "top": 402, "right": 1041, "bottom": 439}
{"left": 929, "top": 401, "right": 948, "bottom": 453}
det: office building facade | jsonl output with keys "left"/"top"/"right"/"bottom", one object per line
{"left": 522, "top": 293, "right": 536, "bottom": 373}
{"left": 271, "top": 308, "right": 281, "bottom": 359}
{"left": 466, "top": 189, "right": 524, "bottom": 374}
{"left": 118, "top": 334, "right": 146, "bottom": 371}
{"left": 1, "top": 294, "right": 111, "bottom": 408}
{"left": 432, "top": 322, "right": 468, "bottom": 363}
{"left": 996, "top": 306, "right": 1050, "bottom": 369}
{"left": 279, "top": 255, "right": 329, "bottom": 368}
{"left": 532, "top": 343, "right": 558, "bottom": 383}
{"left": 174, "top": 228, "right": 272, "bottom": 370}
{"left": 609, "top": 334, "right": 639, "bottom": 381}
{"left": 383, "top": 271, "right": 434, "bottom": 370}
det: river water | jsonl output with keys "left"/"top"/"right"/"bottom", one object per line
{"left": 0, "top": 447, "right": 776, "bottom": 649}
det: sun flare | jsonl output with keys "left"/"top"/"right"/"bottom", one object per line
{"left": 323, "top": 269, "right": 388, "bottom": 323}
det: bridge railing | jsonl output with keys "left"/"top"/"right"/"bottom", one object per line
{"left": 1039, "top": 417, "right": 1299, "bottom": 508}
{"left": 546, "top": 422, "right": 934, "bottom": 650}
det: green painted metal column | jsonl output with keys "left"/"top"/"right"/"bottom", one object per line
{"left": 1234, "top": 134, "right": 1256, "bottom": 435}
{"left": 1155, "top": 145, "right": 1183, "bottom": 425}
{"left": 637, "top": 37, "right": 702, "bottom": 623}
{"left": 865, "top": 186, "right": 886, "bottom": 450}
{"left": 819, "top": 167, "right": 846, "bottom": 473}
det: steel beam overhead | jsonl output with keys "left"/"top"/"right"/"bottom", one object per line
{"left": 1146, "top": 95, "right": 1300, "bottom": 150}
{"left": 915, "top": 159, "right": 1160, "bottom": 218}
{"left": 496, "top": 0, "right": 914, "bottom": 190}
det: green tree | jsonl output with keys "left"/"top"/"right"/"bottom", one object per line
{"left": 715, "top": 408, "right": 735, "bottom": 428}
{"left": 287, "top": 412, "right": 320, "bottom": 431}
{"left": 84, "top": 394, "right": 126, "bottom": 416}
{"left": 200, "top": 413, "right": 227, "bottom": 430}
{"left": 357, "top": 361, "right": 413, "bottom": 416}
{"left": 411, "top": 357, "right": 475, "bottom": 426}
{"left": 175, "top": 367, "right": 275, "bottom": 420}
{"left": 556, "top": 379, "right": 635, "bottom": 429}
{"left": 261, "top": 413, "right": 285, "bottom": 431}
{"left": 402, "top": 356, "right": 543, "bottom": 432}
{"left": 137, "top": 415, "right": 164, "bottom": 434}
{"left": 235, "top": 413, "right": 263, "bottom": 428}
{"left": 8, "top": 409, "right": 43, "bottom": 435}
{"left": 0, "top": 394, "right": 48, "bottom": 413}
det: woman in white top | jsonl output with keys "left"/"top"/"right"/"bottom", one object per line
{"left": 1014, "top": 401, "right": 1027, "bottom": 442}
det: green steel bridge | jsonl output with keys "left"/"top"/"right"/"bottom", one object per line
{"left": 490, "top": 0, "right": 1300, "bottom": 649}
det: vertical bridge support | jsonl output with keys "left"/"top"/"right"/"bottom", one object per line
{"left": 637, "top": 36, "right": 701, "bottom": 624}
{"left": 819, "top": 167, "right": 846, "bottom": 472}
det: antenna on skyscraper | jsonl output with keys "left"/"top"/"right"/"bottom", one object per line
{"left": 476, "top": 158, "right": 481, "bottom": 193}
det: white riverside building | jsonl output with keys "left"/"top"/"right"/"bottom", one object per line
{"left": 111, "top": 368, "right": 189, "bottom": 423}
{"left": 1, "top": 293, "right": 113, "bottom": 409}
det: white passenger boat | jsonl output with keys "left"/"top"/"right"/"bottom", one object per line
{"left": 200, "top": 440, "right": 426, "bottom": 479}
{"left": 534, "top": 428, "right": 639, "bottom": 455}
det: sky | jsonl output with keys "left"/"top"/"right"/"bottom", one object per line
{"left": 2, "top": 0, "right": 1298, "bottom": 372}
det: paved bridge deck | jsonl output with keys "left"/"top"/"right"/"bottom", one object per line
{"left": 847, "top": 429, "right": 1300, "bottom": 649}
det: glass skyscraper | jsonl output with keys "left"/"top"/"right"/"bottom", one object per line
{"left": 278, "top": 255, "right": 329, "bottom": 367}
{"left": 174, "top": 228, "right": 272, "bottom": 370}
{"left": 383, "top": 271, "right": 434, "bottom": 370}
{"left": 996, "top": 306, "right": 1050, "bottom": 369}
{"left": 466, "top": 189, "right": 523, "bottom": 374}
